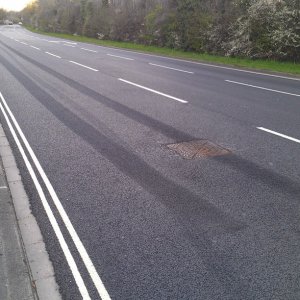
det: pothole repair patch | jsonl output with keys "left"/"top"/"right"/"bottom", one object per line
{"left": 167, "top": 140, "right": 231, "bottom": 159}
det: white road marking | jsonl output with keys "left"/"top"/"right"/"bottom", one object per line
{"left": 94, "top": 45, "right": 300, "bottom": 81}
{"left": 81, "top": 48, "right": 97, "bottom": 53}
{"left": 189, "top": 63, "right": 300, "bottom": 81}
{"left": 28, "top": 35, "right": 40, "bottom": 40}
{"left": 22, "top": 28, "right": 296, "bottom": 81}
{"left": 64, "top": 44, "right": 76, "bottom": 47}
{"left": 0, "top": 92, "right": 112, "bottom": 300}
{"left": 149, "top": 63, "right": 194, "bottom": 74}
{"left": 25, "top": 34, "right": 37, "bottom": 38}
{"left": 19, "top": 41, "right": 28, "bottom": 45}
{"left": 0, "top": 186, "right": 7, "bottom": 189}
{"left": 30, "top": 45, "right": 40, "bottom": 50}
{"left": 0, "top": 92, "right": 91, "bottom": 300}
{"left": 257, "top": 127, "right": 300, "bottom": 144}
{"left": 65, "top": 41, "right": 77, "bottom": 45}
{"left": 45, "top": 52, "right": 61, "bottom": 59}
{"left": 225, "top": 80, "right": 300, "bottom": 97}
{"left": 119, "top": 78, "right": 188, "bottom": 104}
{"left": 107, "top": 54, "right": 134, "bottom": 61}
{"left": 22, "top": 29, "right": 299, "bottom": 81}
{"left": 69, "top": 61, "right": 99, "bottom": 72}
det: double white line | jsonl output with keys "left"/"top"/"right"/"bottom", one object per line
{"left": 0, "top": 92, "right": 111, "bottom": 300}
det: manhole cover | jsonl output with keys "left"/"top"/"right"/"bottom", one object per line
{"left": 167, "top": 140, "right": 230, "bottom": 159}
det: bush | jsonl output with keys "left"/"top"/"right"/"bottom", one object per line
{"left": 226, "top": 0, "right": 300, "bottom": 61}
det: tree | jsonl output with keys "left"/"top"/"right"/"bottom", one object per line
{"left": 227, "top": 0, "right": 300, "bottom": 61}
{"left": 0, "top": 8, "right": 7, "bottom": 23}
{"left": 21, "top": 0, "right": 300, "bottom": 62}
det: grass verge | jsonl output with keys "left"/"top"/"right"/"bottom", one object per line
{"left": 25, "top": 26, "right": 300, "bottom": 76}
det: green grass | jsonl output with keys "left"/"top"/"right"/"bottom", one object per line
{"left": 25, "top": 26, "right": 300, "bottom": 76}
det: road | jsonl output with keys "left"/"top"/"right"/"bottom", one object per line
{"left": 0, "top": 25, "right": 300, "bottom": 300}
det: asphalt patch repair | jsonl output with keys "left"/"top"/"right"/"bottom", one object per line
{"left": 167, "top": 140, "right": 231, "bottom": 159}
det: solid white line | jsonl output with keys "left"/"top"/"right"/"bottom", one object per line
{"left": 24, "top": 30, "right": 300, "bottom": 81}
{"left": 189, "top": 63, "right": 300, "bottom": 82}
{"left": 107, "top": 54, "right": 134, "bottom": 61}
{"left": 225, "top": 80, "right": 300, "bottom": 97}
{"left": 0, "top": 92, "right": 111, "bottom": 300}
{"left": 24, "top": 28, "right": 299, "bottom": 81}
{"left": 81, "top": 48, "right": 97, "bottom": 53}
{"left": 64, "top": 44, "right": 76, "bottom": 47}
{"left": 0, "top": 92, "right": 91, "bottom": 300}
{"left": 257, "top": 127, "right": 300, "bottom": 144}
{"left": 45, "top": 52, "right": 61, "bottom": 59}
{"left": 119, "top": 78, "right": 188, "bottom": 103}
{"left": 69, "top": 61, "right": 98, "bottom": 72}
{"left": 30, "top": 45, "right": 40, "bottom": 50}
{"left": 149, "top": 63, "right": 194, "bottom": 74}
{"left": 92, "top": 46, "right": 300, "bottom": 81}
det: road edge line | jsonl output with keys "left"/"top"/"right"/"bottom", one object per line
{"left": 0, "top": 93, "right": 92, "bottom": 299}
{"left": 0, "top": 123, "right": 62, "bottom": 300}
{"left": 23, "top": 28, "right": 300, "bottom": 81}
{"left": 0, "top": 92, "right": 111, "bottom": 300}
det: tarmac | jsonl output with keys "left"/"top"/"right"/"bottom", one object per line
{"left": 0, "top": 124, "right": 61, "bottom": 300}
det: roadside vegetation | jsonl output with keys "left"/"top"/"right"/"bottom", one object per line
{"left": 15, "top": 1, "right": 300, "bottom": 75}
{"left": 25, "top": 26, "right": 300, "bottom": 75}
{"left": 0, "top": 8, "right": 19, "bottom": 24}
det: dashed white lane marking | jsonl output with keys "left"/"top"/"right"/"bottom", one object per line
{"left": 0, "top": 186, "right": 7, "bottom": 189}
{"left": 25, "top": 34, "right": 38, "bottom": 39}
{"left": 21, "top": 29, "right": 298, "bottom": 81}
{"left": 90, "top": 44, "right": 300, "bottom": 81}
{"left": 81, "top": 48, "right": 97, "bottom": 53}
{"left": 0, "top": 92, "right": 112, "bottom": 300}
{"left": 45, "top": 52, "right": 61, "bottom": 59}
{"left": 30, "top": 45, "right": 40, "bottom": 50}
{"left": 107, "top": 54, "right": 134, "bottom": 61}
{"left": 64, "top": 41, "right": 77, "bottom": 45}
{"left": 225, "top": 80, "right": 300, "bottom": 97}
{"left": 149, "top": 63, "right": 194, "bottom": 74}
{"left": 19, "top": 41, "right": 28, "bottom": 45}
{"left": 257, "top": 127, "right": 300, "bottom": 144}
{"left": 69, "top": 61, "right": 99, "bottom": 72}
{"left": 64, "top": 44, "right": 76, "bottom": 47}
{"left": 119, "top": 78, "right": 188, "bottom": 104}
{"left": 0, "top": 92, "right": 91, "bottom": 300}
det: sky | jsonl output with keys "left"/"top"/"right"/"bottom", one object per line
{"left": 0, "top": 0, "right": 32, "bottom": 11}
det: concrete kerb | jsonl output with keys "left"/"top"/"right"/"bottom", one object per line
{"left": 0, "top": 124, "right": 62, "bottom": 300}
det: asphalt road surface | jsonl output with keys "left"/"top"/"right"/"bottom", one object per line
{"left": 0, "top": 25, "right": 300, "bottom": 300}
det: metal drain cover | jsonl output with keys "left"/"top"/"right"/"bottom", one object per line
{"left": 167, "top": 140, "right": 230, "bottom": 159}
